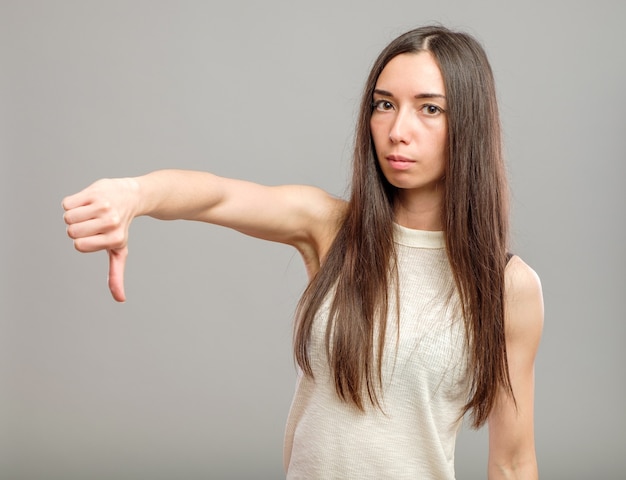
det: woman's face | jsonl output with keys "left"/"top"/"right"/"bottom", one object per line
{"left": 370, "top": 52, "right": 448, "bottom": 204}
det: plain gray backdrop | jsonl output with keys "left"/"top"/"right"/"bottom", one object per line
{"left": 2, "top": 1, "right": 625, "bottom": 479}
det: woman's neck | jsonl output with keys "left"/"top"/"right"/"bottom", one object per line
{"left": 393, "top": 192, "right": 443, "bottom": 231}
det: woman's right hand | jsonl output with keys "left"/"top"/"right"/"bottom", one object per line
{"left": 62, "top": 170, "right": 346, "bottom": 301}
{"left": 62, "top": 177, "right": 140, "bottom": 302}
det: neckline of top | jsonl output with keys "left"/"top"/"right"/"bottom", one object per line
{"left": 393, "top": 223, "right": 445, "bottom": 249}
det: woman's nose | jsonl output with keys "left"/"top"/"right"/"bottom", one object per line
{"left": 388, "top": 109, "right": 413, "bottom": 144}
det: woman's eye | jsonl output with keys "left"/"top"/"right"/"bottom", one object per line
{"left": 373, "top": 100, "right": 394, "bottom": 112}
{"left": 422, "top": 104, "right": 444, "bottom": 115}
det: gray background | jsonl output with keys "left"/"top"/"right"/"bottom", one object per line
{"left": 2, "top": 0, "right": 625, "bottom": 478}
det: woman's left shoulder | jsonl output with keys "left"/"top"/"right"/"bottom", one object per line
{"left": 503, "top": 255, "right": 544, "bottom": 340}
{"left": 505, "top": 255, "right": 542, "bottom": 295}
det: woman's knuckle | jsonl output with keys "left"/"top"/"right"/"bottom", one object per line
{"left": 73, "top": 239, "right": 87, "bottom": 252}
{"left": 109, "top": 231, "right": 126, "bottom": 248}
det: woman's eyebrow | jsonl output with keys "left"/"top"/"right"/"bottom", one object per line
{"left": 373, "top": 88, "right": 446, "bottom": 100}
{"left": 415, "top": 93, "right": 446, "bottom": 100}
{"left": 373, "top": 88, "right": 394, "bottom": 97}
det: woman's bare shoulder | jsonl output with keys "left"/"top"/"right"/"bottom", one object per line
{"left": 296, "top": 185, "right": 347, "bottom": 223}
{"left": 504, "top": 255, "right": 544, "bottom": 342}
{"left": 505, "top": 256, "right": 542, "bottom": 299}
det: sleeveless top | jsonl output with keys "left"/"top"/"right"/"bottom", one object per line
{"left": 284, "top": 225, "right": 470, "bottom": 479}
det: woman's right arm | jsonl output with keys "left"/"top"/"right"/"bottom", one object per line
{"left": 62, "top": 169, "right": 345, "bottom": 301}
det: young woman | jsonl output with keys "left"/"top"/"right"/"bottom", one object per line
{"left": 63, "top": 26, "right": 544, "bottom": 479}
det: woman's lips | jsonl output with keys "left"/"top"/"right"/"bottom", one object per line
{"left": 386, "top": 154, "right": 415, "bottom": 170}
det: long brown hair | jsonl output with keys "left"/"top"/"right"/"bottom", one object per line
{"left": 294, "top": 25, "right": 512, "bottom": 428}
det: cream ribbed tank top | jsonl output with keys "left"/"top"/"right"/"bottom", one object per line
{"left": 284, "top": 224, "right": 469, "bottom": 479}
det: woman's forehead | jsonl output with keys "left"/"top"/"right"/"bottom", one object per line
{"left": 375, "top": 52, "right": 446, "bottom": 97}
